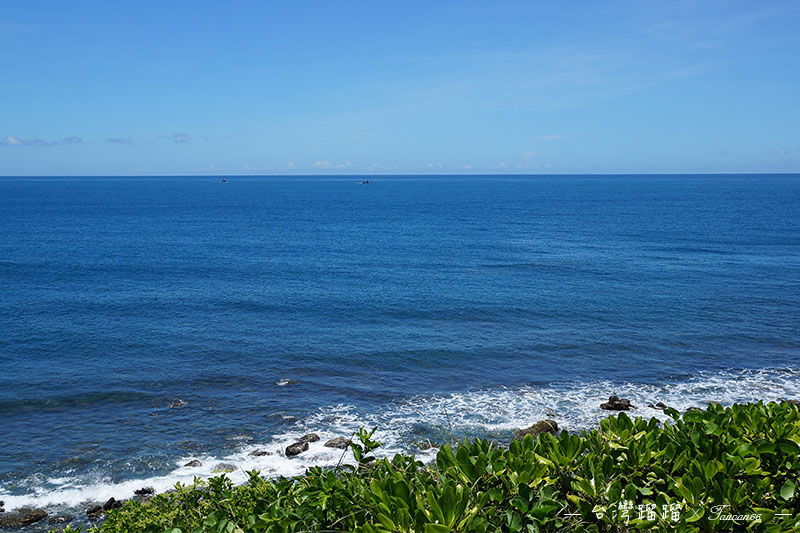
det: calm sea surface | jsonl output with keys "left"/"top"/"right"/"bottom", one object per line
{"left": 1, "top": 175, "right": 799, "bottom": 513}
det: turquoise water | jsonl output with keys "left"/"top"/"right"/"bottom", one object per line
{"left": 1, "top": 175, "right": 799, "bottom": 513}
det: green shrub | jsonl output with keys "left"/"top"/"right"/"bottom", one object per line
{"left": 69, "top": 401, "right": 800, "bottom": 532}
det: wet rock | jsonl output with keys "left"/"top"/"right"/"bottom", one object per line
{"left": 0, "top": 507, "right": 48, "bottom": 527}
{"left": 48, "top": 514, "right": 74, "bottom": 524}
{"left": 104, "top": 497, "right": 123, "bottom": 511}
{"left": 324, "top": 437, "right": 351, "bottom": 449}
{"left": 600, "top": 396, "right": 634, "bottom": 411}
{"left": 184, "top": 459, "right": 202, "bottom": 467}
{"left": 647, "top": 402, "right": 669, "bottom": 411}
{"left": 249, "top": 449, "right": 272, "bottom": 456}
{"left": 87, "top": 505, "right": 104, "bottom": 518}
{"left": 134, "top": 487, "right": 155, "bottom": 496}
{"left": 514, "top": 420, "right": 559, "bottom": 440}
{"left": 285, "top": 441, "right": 309, "bottom": 457}
{"left": 211, "top": 463, "right": 236, "bottom": 473}
{"left": 787, "top": 399, "right": 800, "bottom": 408}
{"left": 299, "top": 433, "right": 320, "bottom": 443}
{"left": 169, "top": 399, "right": 188, "bottom": 408}
{"left": 686, "top": 407, "right": 701, "bottom": 412}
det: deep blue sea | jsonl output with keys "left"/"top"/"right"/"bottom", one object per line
{"left": 1, "top": 175, "right": 799, "bottom": 517}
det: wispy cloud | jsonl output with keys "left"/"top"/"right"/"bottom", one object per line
{"left": 63, "top": 136, "right": 83, "bottom": 144}
{"left": 313, "top": 160, "right": 351, "bottom": 169}
{"left": 718, "top": 150, "right": 729, "bottom": 156}
{"left": 287, "top": 160, "right": 296, "bottom": 169}
{"left": 427, "top": 162, "right": 443, "bottom": 169}
{"left": 535, "top": 135, "right": 563, "bottom": 141}
{"left": 106, "top": 137, "right": 133, "bottom": 145}
{"left": 521, "top": 151, "right": 536, "bottom": 159}
{"left": 1, "top": 135, "right": 54, "bottom": 146}
{"left": 159, "top": 133, "right": 191, "bottom": 143}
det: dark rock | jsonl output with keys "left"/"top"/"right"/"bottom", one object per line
{"left": 103, "top": 497, "right": 123, "bottom": 511}
{"left": 324, "top": 437, "right": 351, "bottom": 449}
{"left": 48, "top": 514, "right": 74, "bottom": 524}
{"left": 600, "top": 396, "right": 635, "bottom": 411}
{"left": 184, "top": 459, "right": 202, "bottom": 467}
{"left": 514, "top": 420, "right": 559, "bottom": 439}
{"left": 169, "top": 399, "right": 188, "bottom": 408}
{"left": 787, "top": 399, "right": 800, "bottom": 408}
{"left": 211, "top": 463, "right": 236, "bottom": 473}
{"left": 134, "top": 487, "right": 155, "bottom": 496}
{"left": 0, "top": 508, "right": 48, "bottom": 527}
{"left": 299, "top": 433, "right": 320, "bottom": 443}
{"left": 647, "top": 402, "right": 669, "bottom": 411}
{"left": 285, "top": 441, "right": 309, "bottom": 457}
{"left": 686, "top": 407, "right": 701, "bottom": 411}
{"left": 249, "top": 449, "right": 272, "bottom": 456}
{"left": 86, "top": 505, "right": 104, "bottom": 518}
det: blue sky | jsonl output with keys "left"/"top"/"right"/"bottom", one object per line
{"left": 1, "top": 1, "right": 798, "bottom": 175}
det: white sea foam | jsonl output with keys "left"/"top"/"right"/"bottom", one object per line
{"left": 2, "top": 367, "right": 798, "bottom": 512}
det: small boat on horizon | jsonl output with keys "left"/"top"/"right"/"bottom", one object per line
{"left": 219, "top": 178, "right": 229, "bottom": 183}
{"left": 360, "top": 179, "right": 371, "bottom": 184}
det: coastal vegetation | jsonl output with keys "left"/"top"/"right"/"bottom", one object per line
{"left": 61, "top": 401, "right": 800, "bottom": 532}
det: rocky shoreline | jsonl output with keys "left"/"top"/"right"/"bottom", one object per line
{"left": 3, "top": 395, "right": 797, "bottom": 530}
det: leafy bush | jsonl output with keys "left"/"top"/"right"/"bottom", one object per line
{"left": 69, "top": 401, "right": 800, "bottom": 532}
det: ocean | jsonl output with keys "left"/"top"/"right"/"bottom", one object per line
{"left": 1, "top": 175, "right": 799, "bottom": 519}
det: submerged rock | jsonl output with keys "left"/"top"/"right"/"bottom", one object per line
{"left": 299, "top": 433, "right": 320, "bottom": 443}
{"left": 48, "top": 514, "right": 74, "bottom": 524}
{"left": 324, "top": 437, "right": 351, "bottom": 449}
{"left": 86, "top": 505, "right": 104, "bottom": 518}
{"left": 601, "top": 396, "right": 635, "bottom": 411}
{"left": 249, "top": 449, "right": 272, "bottom": 456}
{"left": 169, "top": 399, "right": 188, "bottom": 408}
{"left": 514, "top": 420, "right": 559, "bottom": 440}
{"left": 184, "top": 459, "right": 203, "bottom": 467}
{"left": 212, "top": 463, "right": 236, "bottom": 473}
{"left": 647, "top": 402, "right": 669, "bottom": 411}
{"left": 0, "top": 508, "right": 48, "bottom": 527}
{"left": 286, "top": 441, "right": 309, "bottom": 457}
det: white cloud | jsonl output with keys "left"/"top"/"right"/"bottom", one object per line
{"left": 496, "top": 162, "right": 506, "bottom": 169}
{"left": 462, "top": 164, "right": 473, "bottom": 169}
{"left": 5, "top": 136, "right": 23, "bottom": 146}
{"left": 427, "top": 162, "right": 443, "bottom": 169}
{"left": 172, "top": 133, "right": 191, "bottom": 143}
{"left": 287, "top": 160, "right": 296, "bottom": 169}
{"left": 775, "top": 149, "right": 786, "bottom": 155}
{"left": 63, "top": 136, "right": 83, "bottom": 144}
{"left": 521, "top": 151, "right": 536, "bottom": 159}
{"left": 313, "top": 160, "right": 333, "bottom": 168}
